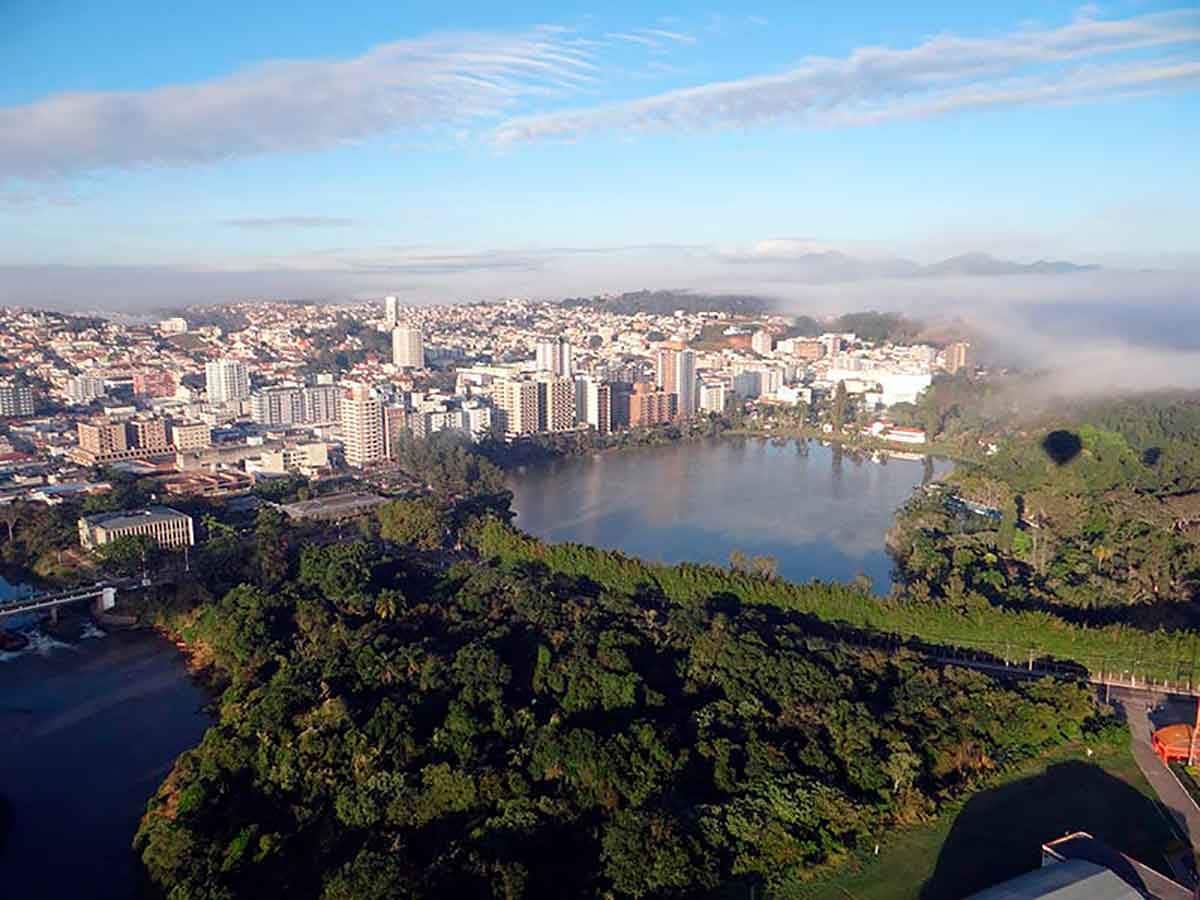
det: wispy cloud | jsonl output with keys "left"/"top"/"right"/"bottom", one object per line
{"left": 495, "top": 10, "right": 1200, "bottom": 143}
{"left": 223, "top": 216, "right": 355, "bottom": 229}
{"left": 0, "top": 27, "right": 599, "bottom": 180}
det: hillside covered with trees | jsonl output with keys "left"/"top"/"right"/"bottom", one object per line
{"left": 889, "top": 392, "right": 1200, "bottom": 625}
{"left": 134, "top": 498, "right": 1108, "bottom": 899}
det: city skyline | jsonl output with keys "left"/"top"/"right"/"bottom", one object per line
{"left": 1, "top": 1, "right": 1198, "bottom": 309}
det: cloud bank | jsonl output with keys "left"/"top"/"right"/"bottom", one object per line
{"left": 1, "top": 10, "right": 1196, "bottom": 181}
{"left": 494, "top": 10, "right": 1200, "bottom": 142}
{"left": 0, "top": 28, "right": 599, "bottom": 180}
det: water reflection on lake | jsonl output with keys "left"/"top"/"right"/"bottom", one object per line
{"left": 509, "top": 438, "right": 952, "bottom": 590}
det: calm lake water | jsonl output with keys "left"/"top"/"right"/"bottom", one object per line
{"left": 510, "top": 438, "right": 952, "bottom": 590}
{"left": 0, "top": 628, "right": 210, "bottom": 899}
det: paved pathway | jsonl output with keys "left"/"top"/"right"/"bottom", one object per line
{"left": 1110, "top": 688, "right": 1200, "bottom": 886}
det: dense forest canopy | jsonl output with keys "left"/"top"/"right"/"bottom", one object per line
{"left": 891, "top": 391, "right": 1200, "bottom": 618}
{"left": 136, "top": 505, "right": 1107, "bottom": 900}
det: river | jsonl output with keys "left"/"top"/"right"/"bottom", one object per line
{"left": 0, "top": 622, "right": 210, "bottom": 899}
{"left": 509, "top": 437, "right": 952, "bottom": 590}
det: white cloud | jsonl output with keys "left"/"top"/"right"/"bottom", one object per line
{"left": 494, "top": 10, "right": 1200, "bottom": 143}
{"left": 0, "top": 28, "right": 599, "bottom": 180}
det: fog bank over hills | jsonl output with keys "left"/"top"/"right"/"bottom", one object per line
{"left": 0, "top": 245, "right": 1195, "bottom": 394}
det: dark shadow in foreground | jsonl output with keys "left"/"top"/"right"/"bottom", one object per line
{"left": 920, "top": 760, "right": 1176, "bottom": 899}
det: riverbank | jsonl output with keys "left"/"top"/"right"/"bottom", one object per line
{"left": 724, "top": 423, "right": 981, "bottom": 463}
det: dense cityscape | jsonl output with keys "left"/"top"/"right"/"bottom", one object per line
{"left": 4, "top": 2, "right": 1199, "bottom": 898}
{"left": 0, "top": 298, "right": 971, "bottom": 518}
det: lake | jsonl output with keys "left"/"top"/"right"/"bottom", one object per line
{"left": 509, "top": 437, "right": 952, "bottom": 590}
{"left": 0, "top": 628, "right": 210, "bottom": 899}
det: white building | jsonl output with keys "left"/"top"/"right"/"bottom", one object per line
{"left": 383, "top": 295, "right": 400, "bottom": 326}
{"left": 751, "top": 330, "right": 774, "bottom": 355}
{"left": 535, "top": 337, "right": 573, "bottom": 378}
{"left": 67, "top": 374, "right": 106, "bottom": 405}
{"left": 159, "top": 317, "right": 189, "bottom": 334}
{"left": 493, "top": 379, "right": 540, "bottom": 437}
{"left": 463, "top": 401, "right": 494, "bottom": 439}
{"left": 699, "top": 381, "right": 727, "bottom": 414}
{"left": 339, "top": 383, "right": 384, "bottom": 467}
{"left": 205, "top": 359, "right": 250, "bottom": 403}
{"left": 392, "top": 326, "right": 425, "bottom": 369}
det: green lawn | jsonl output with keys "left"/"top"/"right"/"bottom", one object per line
{"left": 801, "top": 738, "right": 1181, "bottom": 900}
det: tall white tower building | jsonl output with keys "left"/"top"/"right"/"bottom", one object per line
{"left": 392, "top": 326, "right": 425, "bottom": 369}
{"left": 340, "top": 383, "right": 385, "bottom": 467}
{"left": 383, "top": 296, "right": 400, "bottom": 326}
{"left": 205, "top": 359, "right": 250, "bottom": 403}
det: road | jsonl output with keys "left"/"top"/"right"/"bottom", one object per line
{"left": 1109, "top": 687, "right": 1200, "bottom": 886}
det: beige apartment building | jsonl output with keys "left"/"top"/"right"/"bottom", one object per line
{"left": 170, "top": 420, "right": 212, "bottom": 451}
{"left": 340, "top": 383, "right": 384, "bottom": 467}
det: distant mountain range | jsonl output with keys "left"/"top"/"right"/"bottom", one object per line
{"left": 725, "top": 249, "right": 1100, "bottom": 282}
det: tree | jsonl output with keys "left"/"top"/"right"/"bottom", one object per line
{"left": 96, "top": 534, "right": 159, "bottom": 576}
{"left": 378, "top": 498, "right": 449, "bottom": 551}
{"left": 832, "top": 380, "right": 848, "bottom": 434}
{"left": 254, "top": 507, "right": 290, "bottom": 588}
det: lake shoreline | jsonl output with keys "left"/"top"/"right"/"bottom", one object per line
{"left": 508, "top": 435, "right": 953, "bottom": 591}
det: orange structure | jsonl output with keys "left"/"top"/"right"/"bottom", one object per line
{"left": 1151, "top": 723, "right": 1194, "bottom": 764}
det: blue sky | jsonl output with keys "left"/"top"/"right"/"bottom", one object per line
{"left": 0, "top": 1, "right": 1197, "bottom": 308}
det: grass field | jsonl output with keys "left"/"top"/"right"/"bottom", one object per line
{"left": 801, "top": 738, "right": 1181, "bottom": 900}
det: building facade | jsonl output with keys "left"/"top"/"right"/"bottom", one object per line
{"left": 0, "top": 381, "right": 35, "bottom": 418}
{"left": 493, "top": 379, "right": 540, "bottom": 437}
{"left": 339, "top": 383, "right": 385, "bottom": 467}
{"left": 535, "top": 337, "right": 573, "bottom": 378}
{"left": 655, "top": 347, "right": 697, "bottom": 418}
{"left": 629, "top": 383, "right": 677, "bottom": 427}
{"left": 392, "top": 326, "right": 425, "bottom": 369}
{"left": 170, "top": 420, "right": 212, "bottom": 451}
{"left": 78, "top": 506, "right": 195, "bottom": 550}
{"left": 205, "top": 359, "right": 250, "bottom": 403}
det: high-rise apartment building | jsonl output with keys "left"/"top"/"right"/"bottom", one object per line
{"left": 383, "top": 405, "right": 411, "bottom": 460}
{"left": 537, "top": 376, "right": 575, "bottom": 433}
{"left": 77, "top": 421, "right": 128, "bottom": 457}
{"left": 392, "top": 326, "right": 425, "bottom": 369}
{"left": 0, "top": 381, "right": 34, "bottom": 418}
{"left": 945, "top": 342, "right": 973, "bottom": 374}
{"left": 751, "top": 330, "right": 774, "bottom": 355}
{"left": 574, "top": 376, "right": 611, "bottom": 434}
{"left": 655, "top": 347, "right": 697, "bottom": 418}
{"left": 250, "top": 384, "right": 341, "bottom": 427}
{"left": 383, "top": 295, "right": 400, "bottom": 326}
{"left": 304, "top": 384, "right": 341, "bottom": 425}
{"left": 170, "top": 420, "right": 212, "bottom": 452}
{"left": 251, "top": 387, "right": 305, "bottom": 427}
{"left": 339, "top": 383, "right": 384, "bottom": 467}
{"left": 629, "top": 383, "right": 677, "bottom": 427}
{"left": 535, "top": 337, "right": 573, "bottom": 378}
{"left": 67, "top": 374, "right": 106, "bottom": 405}
{"left": 699, "top": 382, "right": 727, "bottom": 414}
{"left": 129, "top": 417, "right": 169, "bottom": 452}
{"left": 205, "top": 359, "right": 250, "bottom": 403}
{"left": 493, "top": 379, "right": 540, "bottom": 437}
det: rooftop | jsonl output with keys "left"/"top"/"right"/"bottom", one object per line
{"left": 82, "top": 505, "right": 191, "bottom": 529}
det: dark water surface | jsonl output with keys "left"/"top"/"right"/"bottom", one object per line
{"left": 509, "top": 437, "right": 952, "bottom": 590}
{"left": 0, "top": 629, "right": 210, "bottom": 899}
